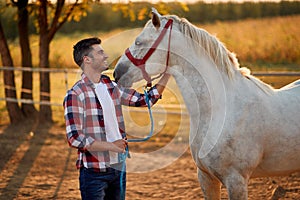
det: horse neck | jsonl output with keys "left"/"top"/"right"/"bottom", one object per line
{"left": 170, "top": 64, "right": 231, "bottom": 158}
{"left": 171, "top": 56, "right": 231, "bottom": 115}
{"left": 170, "top": 38, "right": 233, "bottom": 109}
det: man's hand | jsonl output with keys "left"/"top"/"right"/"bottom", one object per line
{"left": 111, "top": 139, "right": 128, "bottom": 153}
{"left": 87, "top": 138, "right": 128, "bottom": 153}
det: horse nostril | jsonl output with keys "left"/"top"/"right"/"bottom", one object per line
{"left": 113, "top": 71, "right": 119, "bottom": 83}
{"left": 113, "top": 63, "right": 129, "bottom": 83}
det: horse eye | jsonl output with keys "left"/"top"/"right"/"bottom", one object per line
{"left": 135, "top": 40, "right": 141, "bottom": 46}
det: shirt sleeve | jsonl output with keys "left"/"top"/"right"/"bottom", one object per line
{"left": 116, "top": 83, "right": 161, "bottom": 107}
{"left": 63, "top": 90, "right": 95, "bottom": 151}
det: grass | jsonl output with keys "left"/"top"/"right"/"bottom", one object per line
{"left": 199, "top": 15, "right": 300, "bottom": 68}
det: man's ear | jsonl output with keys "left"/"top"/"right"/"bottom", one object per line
{"left": 83, "top": 55, "right": 91, "bottom": 64}
{"left": 151, "top": 8, "right": 161, "bottom": 28}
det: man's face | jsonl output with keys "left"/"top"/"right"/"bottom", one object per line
{"left": 89, "top": 44, "right": 109, "bottom": 72}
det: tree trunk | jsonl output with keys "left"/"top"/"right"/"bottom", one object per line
{"left": 17, "top": 0, "right": 37, "bottom": 117}
{"left": 0, "top": 21, "right": 24, "bottom": 124}
{"left": 38, "top": 0, "right": 52, "bottom": 122}
{"left": 39, "top": 41, "right": 52, "bottom": 122}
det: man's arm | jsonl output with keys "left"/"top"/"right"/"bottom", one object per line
{"left": 64, "top": 91, "right": 95, "bottom": 151}
{"left": 118, "top": 73, "right": 170, "bottom": 106}
{"left": 87, "top": 139, "right": 128, "bottom": 153}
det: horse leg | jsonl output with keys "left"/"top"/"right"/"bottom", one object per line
{"left": 197, "top": 168, "right": 221, "bottom": 200}
{"left": 224, "top": 172, "right": 248, "bottom": 200}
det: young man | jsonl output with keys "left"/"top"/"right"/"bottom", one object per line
{"left": 63, "top": 37, "right": 169, "bottom": 200}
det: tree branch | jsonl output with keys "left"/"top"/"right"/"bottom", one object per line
{"left": 48, "top": 0, "right": 79, "bottom": 41}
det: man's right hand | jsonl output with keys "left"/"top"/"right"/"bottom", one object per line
{"left": 87, "top": 139, "right": 127, "bottom": 153}
{"left": 112, "top": 139, "right": 128, "bottom": 153}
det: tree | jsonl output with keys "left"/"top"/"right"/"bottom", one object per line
{"left": 12, "top": 0, "right": 37, "bottom": 117}
{"left": 1, "top": 0, "right": 174, "bottom": 124}
{"left": 37, "top": 0, "right": 84, "bottom": 122}
{"left": 1, "top": 0, "right": 88, "bottom": 123}
{"left": 0, "top": 20, "right": 24, "bottom": 123}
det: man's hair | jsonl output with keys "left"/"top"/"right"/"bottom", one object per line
{"left": 73, "top": 37, "right": 101, "bottom": 67}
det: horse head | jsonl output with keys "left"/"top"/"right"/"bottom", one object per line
{"left": 114, "top": 8, "right": 174, "bottom": 87}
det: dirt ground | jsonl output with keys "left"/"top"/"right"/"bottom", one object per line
{"left": 0, "top": 121, "right": 300, "bottom": 200}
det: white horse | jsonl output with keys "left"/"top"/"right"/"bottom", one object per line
{"left": 114, "top": 9, "right": 300, "bottom": 199}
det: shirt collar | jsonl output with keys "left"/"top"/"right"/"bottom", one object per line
{"left": 81, "top": 73, "right": 94, "bottom": 87}
{"left": 81, "top": 73, "right": 109, "bottom": 87}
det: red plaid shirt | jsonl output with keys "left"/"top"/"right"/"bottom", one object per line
{"left": 63, "top": 73, "right": 161, "bottom": 171}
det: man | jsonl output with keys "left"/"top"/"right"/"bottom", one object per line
{"left": 63, "top": 37, "right": 169, "bottom": 200}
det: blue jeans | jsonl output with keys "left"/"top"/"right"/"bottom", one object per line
{"left": 79, "top": 164, "right": 126, "bottom": 200}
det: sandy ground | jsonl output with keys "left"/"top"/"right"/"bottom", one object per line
{"left": 0, "top": 122, "right": 300, "bottom": 200}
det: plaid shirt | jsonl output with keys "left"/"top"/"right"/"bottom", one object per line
{"left": 63, "top": 73, "right": 161, "bottom": 171}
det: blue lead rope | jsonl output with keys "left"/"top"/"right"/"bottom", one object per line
{"left": 120, "top": 88, "right": 154, "bottom": 199}
{"left": 127, "top": 89, "right": 154, "bottom": 142}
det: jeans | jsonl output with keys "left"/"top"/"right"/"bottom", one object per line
{"left": 79, "top": 164, "right": 126, "bottom": 200}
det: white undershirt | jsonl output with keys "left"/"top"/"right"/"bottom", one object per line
{"left": 94, "top": 82, "right": 122, "bottom": 164}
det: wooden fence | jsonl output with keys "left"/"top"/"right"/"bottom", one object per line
{"left": 1, "top": 67, "right": 300, "bottom": 109}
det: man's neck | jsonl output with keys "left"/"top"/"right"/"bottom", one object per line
{"left": 84, "top": 68, "right": 102, "bottom": 83}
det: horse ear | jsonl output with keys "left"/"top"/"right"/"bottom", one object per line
{"left": 151, "top": 8, "right": 161, "bottom": 28}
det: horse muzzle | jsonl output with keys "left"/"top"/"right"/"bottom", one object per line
{"left": 113, "top": 61, "right": 130, "bottom": 84}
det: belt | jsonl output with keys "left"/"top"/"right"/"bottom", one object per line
{"left": 109, "top": 162, "right": 124, "bottom": 171}
{"left": 82, "top": 162, "right": 125, "bottom": 173}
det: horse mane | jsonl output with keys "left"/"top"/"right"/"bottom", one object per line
{"left": 163, "top": 15, "right": 274, "bottom": 94}
{"left": 238, "top": 67, "right": 275, "bottom": 95}
{"left": 165, "top": 16, "right": 239, "bottom": 78}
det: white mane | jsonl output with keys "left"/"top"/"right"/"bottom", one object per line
{"left": 162, "top": 16, "right": 274, "bottom": 94}
{"left": 172, "top": 16, "right": 239, "bottom": 78}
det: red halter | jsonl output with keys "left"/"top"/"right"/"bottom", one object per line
{"left": 125, "top": 19, "right": 173, "bottom": 87}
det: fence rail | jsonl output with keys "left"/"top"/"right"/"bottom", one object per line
{"left": 0, "top": 67, "right": 82, "bottom": 106}
{"left": 252, "top": 71, "right": 300, "bottom": 76}
{"left": 0, "top": 66, "right": 80, "bottom": 73}
{"left": 1, "top": 67, "right": 300, "bottom": 108}
{"left": 2, "top": 67, "right": 300, "bottom": 76}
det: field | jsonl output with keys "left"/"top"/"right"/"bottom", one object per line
{"left": 1, "top": 15, "right": 300, "bottom": 199}
{"left": 5, "top": 15, "right": 300, "bottom": 70}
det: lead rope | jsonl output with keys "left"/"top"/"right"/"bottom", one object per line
{"left": 120, "top": 88, "right": 154, "bottom": 199}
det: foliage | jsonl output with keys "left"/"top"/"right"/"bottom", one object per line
{"left": 186, "top": 1, "right": 300, "bottom": 22}
{"left": 0, "top": 0, "right": 107, "bottom": 123}
{"left": 112, "top": 1, "right": 189, "bottom": 21}
{"left": 2, "top": 1, "right": 300, "bottom": 40}
{"left": 7, "top": 15, "right": 297, "bottom": 69}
